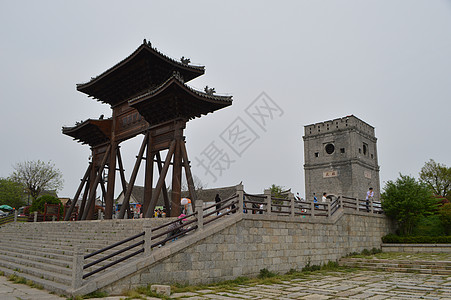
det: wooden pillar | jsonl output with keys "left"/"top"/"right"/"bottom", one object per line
{"left": 155, "top": 152, "right": 171, "bottom": 216}
{"left": 142, "top": 136, "right": 154, "bottom": 218}
{"left": 104, "top": 144, "right": 117, "bottom": 219}
{"left": 116, "top": 147, "right": 130, "bottom": 217}
{"left": 118, "top": 133, "right": 148, "bottom": 219}
{"left": 77, "top": 174, "right": 90, "bottom": 220}
{"left": 64, "top": 163, "right": 91, "bottom": 221}
{"left": 180, "top": 140, "right": 197, "bottom": 208}
{"left": 82, "top": 145, "right": 111, "bottom": 220}
{"left": 145, "top": 141, "right": 176, "bottom": 218}
{"left": 171, "top": 124, "right": 183, "bottom": 217}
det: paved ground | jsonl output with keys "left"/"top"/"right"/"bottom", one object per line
{"left": 2, "top": 268, "right": 451, "bottom": 300}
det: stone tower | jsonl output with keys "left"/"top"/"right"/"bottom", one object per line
{"left": 303, "top": 115, "right": 380, "bottom": 201}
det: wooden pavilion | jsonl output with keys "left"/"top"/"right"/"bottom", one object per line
{"left": 63, "top": 40, "right": 232, "bottom": 220}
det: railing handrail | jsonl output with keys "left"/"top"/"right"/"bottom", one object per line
{"left": 76, "top": 192, "right": 382, "bottom": 285}
{"left": 84, "top": 231, "right": 145, "bottom": 260}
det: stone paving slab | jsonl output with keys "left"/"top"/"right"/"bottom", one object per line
{"left": 5, "top": 267, "right": 451, "bottom": 299}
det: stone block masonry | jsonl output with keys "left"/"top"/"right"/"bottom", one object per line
{"left": 100, "top": 209, "right": 393, "bottom": 295}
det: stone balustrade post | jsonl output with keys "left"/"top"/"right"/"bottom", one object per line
{"left": 195, "top": 200, "right": 203, "bottom": 230}
{"left": 14, "top": 210, "right": 18, "bottom": 222}
{"left": 311, "top": 201, "right": 315, "bottom": 217}
{"left": 290, "top": 193, "right": 295, "bottom": 217}
{"left": 237, "top": 183, "right": 244, "bottom": 214}
{"left": 339, "top": 196, "right": 343, "bottom": 210}
{"left": 370, "top": 198, "right": 374, "bottom": 213}
{"left": 327, "top": 202, "right": 331, "bottom": 217}
{"left": 264, "top": 189, "right": 272, "bottom": 215}
{"left": 143, "top": 224, "right": 152, "bottom": 255}
{"left": 34, "top": 211, "right": 38, "bottom": 222}
{"left": 72, "top": 245, "right": 84, "bottom": 290}
{"left": 356, "top": 198, "right": 360, "bottom": 211}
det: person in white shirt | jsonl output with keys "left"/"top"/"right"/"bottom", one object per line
{"left": 366, "top": 187, "right": 374, "bottom": 212}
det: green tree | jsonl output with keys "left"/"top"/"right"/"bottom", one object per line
{"left": 30, "top": 195, "right": 63, "bottom": 215}
{"left": 419, "top": 159, "right": 451, "bottom": 199}
{"left": 0, "top": 178, "right": 26, "bottom": 209}
{"left": 438, "top": 203, "right": 451, "bottom": 235}
{"left": 382, "top": 174, "right": 437, "bottom": 236}
{"left": 269, "top": 184, "right": 288, "bottom": 198}
{"left": 11, "top": 160, "right": 63, "bottom": 201}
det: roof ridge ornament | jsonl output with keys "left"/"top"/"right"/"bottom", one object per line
{"left": 180, "top": 56, "right": 191, "bottom": 65}
{"left": 172, "top": 71, "right": 184, "bottom": 82}
{"left": 143, "top": 38, "right": 151, "bottom": 47}
{"left": 204, "top": 85, "right": 216, "bottom": 95}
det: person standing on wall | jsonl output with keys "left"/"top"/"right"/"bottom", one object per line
{"left": 366, "top": 187, "right": 374, "bottom": 212}
{"left": 215, "top": 194, "right": 221, "bottom": 215}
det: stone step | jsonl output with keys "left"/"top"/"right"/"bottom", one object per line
{"left": 340, "top": 257, "right": 451, "bottom": 268}
{"left": 0, "top": 257, "right": 72, "bottom": 286}
{"left": 339, "top": 258, "right": 451, "bottom": 275}
{"left": 1, "top": 235, "right": 138, "bottom": 252}
{"left": 0, "top": 253, "right": 73, "bottom": 279}
{"left": 0, "top": 247, "right": 72, "bottom": 268}
{"left": 0, "top": 240, "right": 143, "bottom": 269}
{"left": 0, "top": 265, "right": 70, "bottom": 296}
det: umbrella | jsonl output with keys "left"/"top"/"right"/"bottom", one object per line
{"left": 0, "top": 205, "right": 13, "bottom": 210}
{"left": 180, "top": 198, "right": 190, "bottom": 205}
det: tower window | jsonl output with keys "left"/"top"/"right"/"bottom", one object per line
{"left": 325, "top": 144, "right": 335, "bottom": 154}
{"left": 314, "top": 152, "right": 319, "bottom": 157}
{"left": 340, "top": 148, "right": 345, "bottom": 153}
{"left": 363, "top": 143, "right": 368, "bottom": 155}
{"left": 359, "top": 148, "right": 362, "bottom": 154}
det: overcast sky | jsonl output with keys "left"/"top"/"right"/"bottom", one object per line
{"left": 0, "top": 1, "right": 450, "bottom": 200}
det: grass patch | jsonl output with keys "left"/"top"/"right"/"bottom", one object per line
{"left": 7, "top": 274, "right": 43, "bottom": 290}
{"left": 110, "top": 262, "right": 348, "bottom": 299}
{"left": 258, "top": 268, "right": 277, "bottom": 279}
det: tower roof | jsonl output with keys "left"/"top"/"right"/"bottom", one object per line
{"left": 62, "top": 119, "right": 112, "bottom": 147}
{"left": 76, "top": 40, "right": 205, "bottom": 107}
{"left": 129, "top": 73, "right": 232, "bottom": 126}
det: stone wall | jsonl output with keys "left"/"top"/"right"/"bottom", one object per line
{"left": 100, "top": 209, "right": 393, "bottom": 294}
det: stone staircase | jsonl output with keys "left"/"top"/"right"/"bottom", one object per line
{"left": 339, "top": 257, "right": 451, "bottom": 275}
{"left": 0, "top": 218, "right": 169, "bottom": 296}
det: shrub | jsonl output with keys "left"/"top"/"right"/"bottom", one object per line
{"left": 382, "top": 234, "right": 451, "bottom": 243}
{"left": 439, "top": 203, "right": 451, "bottom": 235}
{"left": 412, "top": 215, "right": 445, "bottom": 236}
{"left": 30, "top": 195, "right": 63, "bottom": 215}
{"left": 382, "top": 174, "right": 437, "bottom": 236}
{"left": 258, "top": 268, "right": 277, "bottom": 279}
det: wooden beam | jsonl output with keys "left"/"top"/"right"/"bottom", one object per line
{"left": 145, "top": 140, "right": 176, "bottom": 218}
{"left": 142, "top": 135, "right": 154, "bottom": 217}
{"left": 155, "top": 151, "right": 171, "bottom": 216}
{"left": 180, "top": 140, "right": 197, "bottom": 207}
{"left": 116, "top": 147, "right": 130, "bottom": 217}
{"left": 81, "top": 144, "right": 111, "bottom": 220}
{"left": 171, "top": 139, "right": 182, "bottom": 217}
{"left": 77, "top": 169, "right": 91, "bottom": 220}
{"left": 118, "top": 133, "right": 148, "bottom": 219}
{"left": 64, "top": 163, "right": 91, "bottom": 221}
{"left": 104, "top": 144, "right": 117, "bottom": 219}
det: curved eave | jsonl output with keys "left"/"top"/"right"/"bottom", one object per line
{"left": 76, "top": 42, "right": 205, "bottom": 105}
{"left": 131, "top": 75, "right": 232, "bottom": 106}
{"left": 129, "top": 77, "right": 232, "bottom": 126}
{"left": 62, "top": 119, "right": 112, "bottom": 147}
